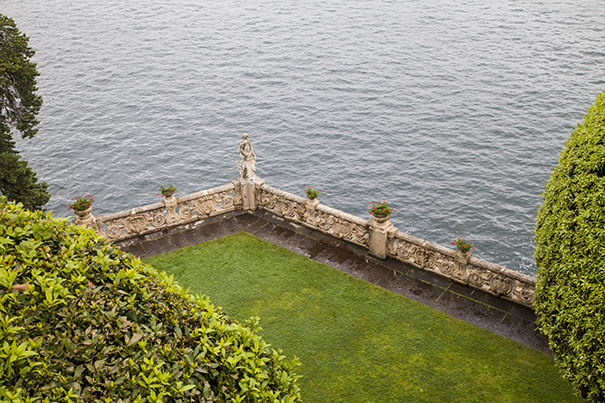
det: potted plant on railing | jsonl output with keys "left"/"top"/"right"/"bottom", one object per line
{"left": 369, "top": 200, "right": 395, "bottom": 224}
{"left": 159, "top": 185, "right": 178, "bottom": 198}
{"left": 304, "top": 186, "right": 322, "bottom": 208}
{"left": 301, "top": 186, "right": 322, "bottom": 225}
{"left": 66, "top": 195, "right": 95, "bottom": 223}
{"left": 452, "top": 236, "right": 473, "bottom": 253}
{"left": 452, "top": 236, "right": 474, "bottom": 268}
{"left": 305, "top": 186, "right": 321, "bottom": 200}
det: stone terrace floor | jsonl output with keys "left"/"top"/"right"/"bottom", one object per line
{"left": 115, "top": 209, "right": 550, "bottom": 355}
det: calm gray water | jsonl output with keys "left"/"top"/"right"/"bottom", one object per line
{"left": 3, "top": 0, "right": 604, "bottom": 275}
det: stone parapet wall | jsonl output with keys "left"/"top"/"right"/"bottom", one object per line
{"left": 92, "top": 183, "right": 238, "bottom": 242}
{"left": 88, "top": 180, "right": 535, "bottom": 308}
{"left": 74, "top": 136, "right": 536, "bottom": 308}
{"left": 258, "top": 184, "right": 370, "bottom": 248}
{"left": 388, "top": 231, "right": 535, "bottom": 308}
{"left": 256, "top": 185, "right": 535, "bottom": 308}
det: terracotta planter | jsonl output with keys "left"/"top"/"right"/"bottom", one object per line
{"left": 162, "top": 191, "right": 174, "bottom": 198}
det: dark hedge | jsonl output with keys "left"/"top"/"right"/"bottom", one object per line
{"left": 535, "top": 89, "right": 605, "bottom": 402}
{"left": 0, "top": 198, "right": 302, "bottom": 402}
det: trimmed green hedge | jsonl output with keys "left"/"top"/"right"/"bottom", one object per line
{"left": 0, "top": 198, "right": 301, "bottom": 402}
{"left": 535, "top": 89, "right": 605, "bottom": 402}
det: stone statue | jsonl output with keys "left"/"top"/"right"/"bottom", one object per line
{"left": 237, "top": 133, "right": 256, "bottom": 180}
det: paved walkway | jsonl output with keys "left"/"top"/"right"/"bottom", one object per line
{"left": 115, "top": 209, "right": 550, "bottom": 355}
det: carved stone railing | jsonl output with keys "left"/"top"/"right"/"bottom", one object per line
{"left": 74, "top": 134, "right": 535, "bottom": 308}
{"left": 90, "top": 183, "right": 239, "bottom": 242}
{"left": 80, "top": 180, "right": 535, "bottom": 308}
{"left": 258, "top": 184, "right": 370, "bottom": 248}
{"left": 254, "top": 185, "right": 535, "bottom": 308}
{"left": 387, "top": 231, "right": 535, "bottom": 308}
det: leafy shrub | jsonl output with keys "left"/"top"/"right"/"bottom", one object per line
{"left": 0, "top": 198, "right": 302, "bottom": 402}
{"left": 534, "top": 89, "right": 605, "bottom": 402}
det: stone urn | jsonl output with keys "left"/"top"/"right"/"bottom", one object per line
{"left": 371, "top": 213, "right": 391, "bottom": 225}
{"left": 454, "top": 246, "right": 472, "bottom": 269}
{"left": 455, "top": 248, "right": 471, "bottom": 259}
{"left": 74, "top": 206, "right": 93, "bottom": 225}
{"left": 162, "top": 191, "right": 174, "bottom": 198}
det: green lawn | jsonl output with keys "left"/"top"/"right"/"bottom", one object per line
{"left": 144, "top": 232, "right": 581, "bottom": 403}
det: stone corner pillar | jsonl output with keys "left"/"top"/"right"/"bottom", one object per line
{"left": 368, "top": 215, "right": 397, "bottom": 260}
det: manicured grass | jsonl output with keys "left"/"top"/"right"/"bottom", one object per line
{"left": 144, "top": 232, "right": 581, "bottom": 403}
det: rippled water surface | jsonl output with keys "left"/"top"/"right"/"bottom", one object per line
{"left": 4, "top": 0, "right": 605, "bottom": 275}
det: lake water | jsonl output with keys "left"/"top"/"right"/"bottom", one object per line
{"left": 3, "top": 0, "right": 604, "bottom": 275}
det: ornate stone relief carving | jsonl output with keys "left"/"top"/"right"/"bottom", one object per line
{"left": 413, "top": 247, "right": 436, "bottom": 268}
{"left": 103, "top": 207, "right": 167, "bottom": 239}
{"left": 390, "top": 234, "right": 534, "bottom": 307}
{"left": 259, "top": 190, "right": 277, "bottom": 211}
{"left": 98, "top": 188, "right": 235, "bottom": 241}
{"left": 123, "top": 214, "right": 148, "bottom": 234}
{"left": 515, "top": 287, "right": 535, "bottom": 306}
{"left": 394, "top": 238, "right": 414, "bottom": 261}
{"left": 467, "top": 268, "right": 488, "bottom": 288}
{"left": 435, "top": 258, "right": 456, "bottom": 276}
{"left": 258, "top": 187, "right": 369, "bottom": 248}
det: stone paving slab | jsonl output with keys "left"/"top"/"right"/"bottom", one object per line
{"left": 115, "top": 210, "right": 550, "bottom": 355}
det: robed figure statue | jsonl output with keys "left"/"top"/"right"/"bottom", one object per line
{"left": 237, "top": 134, "right": 256, "bottom": 180}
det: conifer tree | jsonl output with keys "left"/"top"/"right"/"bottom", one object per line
{"left": 0, "top": 14, "right": 50, "bottom": 210}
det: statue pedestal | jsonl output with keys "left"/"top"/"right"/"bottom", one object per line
{"left": 234, "top": 177, "right": 264, "bottom": 211}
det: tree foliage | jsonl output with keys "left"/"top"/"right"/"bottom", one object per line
{"left": 0, "top": 14, "right": 49, "bottom": 211}
{"left": 0, "top": 198, "right": 302, "bottom": 402}
{"left": 534, "top": 88, "right": 605, "bottom": 402}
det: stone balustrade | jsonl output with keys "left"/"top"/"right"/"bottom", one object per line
{"left": 84, "top": 183, "right": 238, "bottom": 242}
{"left": 387, "top": 231, "right": 535, "bottom": 308}
{"left": 79, "top": 180, "right": 535, "bottom": 308}
{"left": 258, "top": 184, "right": 370, "bottom": 248}
{"left": 74, "top": 135, "right": 535, "bottom": 308}
{"left": 258, "top": 184, "right": 534, "bottom": 308}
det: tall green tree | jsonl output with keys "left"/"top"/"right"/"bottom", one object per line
{"left": 0, "top": 14, "right": 49, "bottom": 211}
{"left": 534, "top": 88, "right": 605, "bottom": 402}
